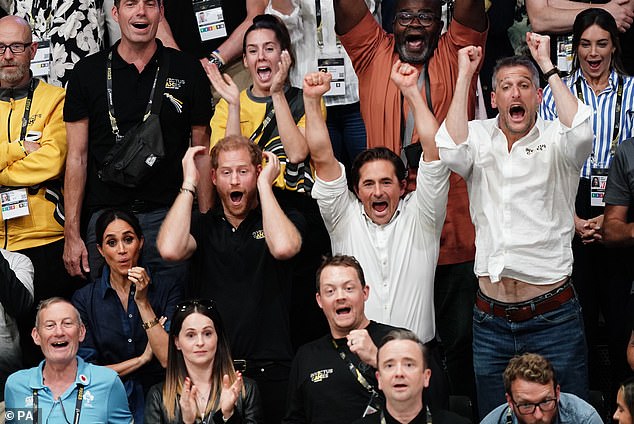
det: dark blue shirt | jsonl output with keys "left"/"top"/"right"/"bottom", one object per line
{"left": 71, "top": 266, "right": 182, "bottom": 423}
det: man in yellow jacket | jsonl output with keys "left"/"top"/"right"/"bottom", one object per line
{"left": 0, "top": 15, "right": 71, "bottom": 364}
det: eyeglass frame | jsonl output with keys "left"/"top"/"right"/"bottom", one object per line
{"left": 393, "top": 12, "right": 439, "bottom": 27}
{"left": 510, "top": 396, "right": 558, "bottom": 415}
{"left": 0, "top": 42, "right": 33, "bottom": 55}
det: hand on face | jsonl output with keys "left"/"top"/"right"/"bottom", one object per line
{"left": 303, "top": 71, "right": 332, "bottom": 99}
{"left": 270, "top": 50, "right": 291, "bottom": 94}
{"left": 258, "top": 151, "right": 281, "bottom": 187}
{"left": 129, "top": 266, "right": 150, "bottom": 303}
{"left": 182, "top": 146, "right": 208, "bottom": 190}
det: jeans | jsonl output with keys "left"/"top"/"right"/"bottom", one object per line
{"left": 85, "top": 207, "right": 189, "bottom": 286}
{"left": 473, "top": 292, "right": 589, "bottom": 419}
{"left": 326, "top": 102, "right": 367, "bottom": 169}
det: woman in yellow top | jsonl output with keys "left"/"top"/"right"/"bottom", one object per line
{"left": 206, "top": 14, "right": 322, "bottom": 194}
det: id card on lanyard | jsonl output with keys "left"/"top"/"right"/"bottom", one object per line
{"left": 193, "top": 0, "right": 227, "bottom": 42}
{"left": 30, "top": 39, "right": 51, "bottom": 78}
{"left": 317, "top": 56, "right": 345, "bottom": 96}
{"left": 590, "top": 168, "right": 608, "bottom": 207}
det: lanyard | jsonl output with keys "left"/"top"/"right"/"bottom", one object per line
{"left": 106, "top": 51, "right": 160, "bottom": 140}
{"left": 331, "top": 338, "right": 380, "bottom": 398}
{"left": 33, "top": 384, "right": 85, "bottom": 424}
{"left": 18, "top": 78, "right": 37, "bottom": 142}
{"left": 401, "top": 63, "right": 432, "bottom": 149}
{"left": 575, "top": 74, "right": 623, "bottom": 156}
{"left": 379, "top": 407, "right": 433, "bottom": 424}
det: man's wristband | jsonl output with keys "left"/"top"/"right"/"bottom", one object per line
{"left": 208, "top": 50, "right": 225, "bottom": 69}
{"left": 543, "top": 67, "right": 560, "bottom": 80}
{"left": 143, "top": 317, "right": 160, "bottom": 330}
{"left": 180, "top": 187, "right": 196, "bottom": 196}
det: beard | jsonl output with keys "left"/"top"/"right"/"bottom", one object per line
{"left": 394, "top": 31, "right": 440, "bottom": 64}
{"left": 0, "top": 60, "right": 29, "bottom": 87}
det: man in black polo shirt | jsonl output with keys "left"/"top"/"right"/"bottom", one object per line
{"left": 63, "top": 0, "right": 213, "bottom": 282}
{"left": 157, "top": 136, "right": 305, "bottom": 424}
{"left": 283, "top": 255, "right": 397, "bottom": 424}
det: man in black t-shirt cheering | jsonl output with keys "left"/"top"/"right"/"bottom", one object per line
{"left": 158, "top": 136, "right": 305, "bottom": 424}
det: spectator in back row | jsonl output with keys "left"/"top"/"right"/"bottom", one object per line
{"left": 436, "top": 34, "right": 592, "bottom": 417}
{"left": 63, "top": 0, "right": 213, "bottom": 285}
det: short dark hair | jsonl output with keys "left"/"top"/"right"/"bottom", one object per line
{"left": 243, "top": 14, "right": 295, "bottom": 70}
{"left": 315, "top": 255, "right": 366, "bottom": 292}
{"left": 503, "top": 353, "right": 558, "bottom": 394}
{"left": 95, "top": 209, "right": 143, "bottom": 246}
{"left": 377, "top": 328, "right": 429, "bottom": 367}
{"left": 351, "top": 148, "right": 407, "bottom": 190}
{"left": 571, "top": 8, "right": 626, "bottom": 75}
{"left": 621, "top": 376, "right": 634, "bottom": 417}
{"left": 492, "top": 55, "right": 540, "bottom": 91}
{"left": 210, "top": 135, "right": 263, "bottom": 170}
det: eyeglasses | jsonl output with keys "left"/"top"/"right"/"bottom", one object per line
{"left": 511, "top": 397, "right": 557, "bottom": 415}
{"left": 394, "top": 12, "right": 438, "bottom": 27}
{"left": 0, "top": 43, "right": 32, "bottom": 55}
{"left": 176, "top": 298, "right": 216, "bottom": 312}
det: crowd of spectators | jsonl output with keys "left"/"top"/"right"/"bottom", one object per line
{"left": 1, "top": 0, "right": 634, "bottom": 423}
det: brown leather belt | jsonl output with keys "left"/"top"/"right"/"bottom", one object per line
{"left": 476, "top": 282, "right": 575, "bottom": 322}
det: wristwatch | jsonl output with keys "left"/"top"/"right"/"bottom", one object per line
{"left": 208, "top": 50, "right": 225, "bottom": 70}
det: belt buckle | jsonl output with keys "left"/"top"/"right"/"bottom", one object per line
{"left": 504, "top": 306, "right": 520, "bottom": 321}
{"left": 233, "top": 359, "right": 247, "bottom": 372}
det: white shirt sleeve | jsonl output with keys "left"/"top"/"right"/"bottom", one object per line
{"left": 435, "top": 120, "right": 475, "bottom": 180}
{"left": 415, "top": 158, "right": 450, "bottom": 238}
{"left": 311, "top": 162, "right": 357, "bottom": 233}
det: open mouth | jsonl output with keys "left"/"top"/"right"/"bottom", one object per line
{"left": 509, "top": 105, "right": 525, "bottom": 121}
{"left": 256, "top": 66, "right": 272, "bottom": 82}
{"left": 132, "top": 22, "right": 150, "bottom": 30}
{"left": 230, "top": 191, "right": 244, "bottom": 204}
{"left": 405, "top": 34, "right": 425, "bottom": 52}
{"left": 336, "top": 307, "right": 351, "bottom": 315}
{"left": 586, "top": 59, "right": 602, "bottom": 71}
{"left": 372, "top": 201, "right": 388, "bottom": 213}
{"left": 52, "top": 341, "right": 69, "bottom": 348}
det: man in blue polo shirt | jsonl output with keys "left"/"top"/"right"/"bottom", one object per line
{"left": 4, "top": 298, "right": 132, "bottom": 423}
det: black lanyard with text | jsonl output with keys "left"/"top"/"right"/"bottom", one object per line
{"left": 18, "top": 78, "right": 37, "bottom": 143}
{"left": 576, "top": 74, "right": 623, "bottom": 156}
{"left": 331, "top": 339, "right": 380, "bottom": 400}
{"left": 106, "top": 51, "right": 160, "bottom": 141}
{"left": 33, "top": 384, "right": 85, "bottom": 424}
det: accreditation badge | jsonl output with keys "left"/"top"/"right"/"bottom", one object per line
{"left": 590, "top": 168, "right": 608, "bottom": 207}
{"left": 30, "top": 38, "right": 51, "bottom": 78}
{"left": 193, "top": 0, "right": 227, "bottom": 42}
{"left": 318, "top": 54, "right": 346, "bottom": 97}
{"left": 1, "top": 188, "right": 29, "bottom": 220}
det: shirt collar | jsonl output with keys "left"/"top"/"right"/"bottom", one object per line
{"left": 29, "top": 357, "right": 90, "bottom": 390}
{"left": 0, "top": 74, "right": 38, "bottom": 101}
{"left": 570, "top": 67, "right": 619, "bottom": 92}
{"left": 110, "top": 39, "right": 163, "bottom": 71}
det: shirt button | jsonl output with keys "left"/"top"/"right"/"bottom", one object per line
{"left": 128, "top": 338, "right": 132, "bottom": 343}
